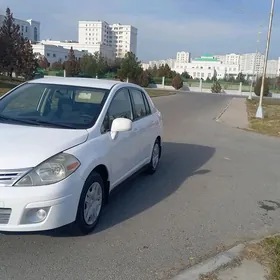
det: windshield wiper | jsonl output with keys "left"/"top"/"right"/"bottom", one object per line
{"left": 0, "top": 115, "right": 76, "bottom": 129}
{"left": 0, "top": 114, "right": 40, "bottom": 125}
{"left": 26, "top": 119, "right": 77, "bottom": 129}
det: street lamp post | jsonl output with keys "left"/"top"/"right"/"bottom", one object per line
{"left": 248, "top": 30, "right": 262, "bottom": 100}
{"left": 256, "top": 0, "right": 275, "bottom": 118}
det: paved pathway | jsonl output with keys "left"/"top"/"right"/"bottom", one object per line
{"left": 217, "top": 97, "right": 249, "bottom": 129}
{"left": 217, "top": 259, "right": 267, "bottom": 280}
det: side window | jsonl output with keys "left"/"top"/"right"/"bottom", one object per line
{"left": 143, "top": 93, "right": 151, "bottom": 115}
{"left": 101, "top": 88, "right": 132, "bottom": 133}
{"left": 130, "top": 89, "right": 148, "bottom": 120}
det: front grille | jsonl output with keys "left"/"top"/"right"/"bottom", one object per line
{"left": 0, "top": 208, "right": 12, "bottom": 224}
{"left": 0, "top": 168, "right": 31, "bottom": 186}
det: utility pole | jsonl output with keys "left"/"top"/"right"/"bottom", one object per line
{"left": 248, "top": 29, "right": 262, "bottom": 100}
{"left": 256, "top": 0, "right": 275, "bottom": 118}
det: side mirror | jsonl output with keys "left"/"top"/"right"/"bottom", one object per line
{"left": 110, "top": 117, "right": 132, "bottom": 140}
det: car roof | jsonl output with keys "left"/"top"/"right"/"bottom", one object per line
{"left": 28, "top": 77, "right": 124, "bottom": 90}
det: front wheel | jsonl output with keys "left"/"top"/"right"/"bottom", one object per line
{"left": 72, "top": 172, "right": 105, "bottom": 235}
{"left": 146, "top": 139, "right": 161, "bottom": 175}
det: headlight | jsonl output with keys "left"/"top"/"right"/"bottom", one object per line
{"left": 14, "top": 153, "right": 80, "bottom": 186}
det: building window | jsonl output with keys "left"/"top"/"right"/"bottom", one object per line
{"left": 25, "top": 26, "right": 28, "bottom": 32}
{"left": 53, "top": 54, "right": 56, "bottom": 57}
{"left": 34, "top": 27, "right": 38, "bottom": 41}
{"left": 47, "top": 53, "right": 50, "bottom": 57}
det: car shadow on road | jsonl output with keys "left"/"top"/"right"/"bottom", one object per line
{"left": 95, "top": 142, "right": 215, "bottom": 233}
{"left": 1, "top": 142, "right": 215, "bottom": 237}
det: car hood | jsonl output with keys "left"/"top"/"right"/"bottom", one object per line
{"left": 0, "top": 123, "right": 88, "bottom": 170}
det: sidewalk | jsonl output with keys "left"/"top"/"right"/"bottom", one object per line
{"left": 172, "top": 242, "right": 270, "bottom": 280}
{"left": 216, "top": 97, "right": 249, "bottom": 129}
{"left": 208, "top": 259, "right": 268, "bottom": 280}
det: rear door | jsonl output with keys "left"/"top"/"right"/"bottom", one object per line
{"left": 129, "top": 87, "right": 155, "bottom": 166}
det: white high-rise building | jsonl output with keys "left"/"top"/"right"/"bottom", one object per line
{"left": 214, "top": 53, "right": 240, "bottom": 65}
{"left": 78, "top": 20, "right": 137, "bottom": 58}
{"left": 78, "top": 20, "right": 110, "bottom": 45}
{"left": 266, "top": 59, "right": 278, "bottom": 78}
{"left": 176, "top": 51, "right": 191, "bottom": 63}
{"left": 239, "top": 52, "right": 265, "bottom": 75}
{"left": 110, "top": 23, "right": 137, "bottom": 58}
{"left": 0, "top": 14, "right": 40, "bottom": 41}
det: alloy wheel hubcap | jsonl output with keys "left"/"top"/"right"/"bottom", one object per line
{"left": 152, "top": 143, "right": 160, "bottom": 169}
{"left": 84, "top": 182, "right": 102, "bottom": 225}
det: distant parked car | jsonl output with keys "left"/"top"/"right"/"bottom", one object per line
{"left": 0, "top": 77, "right": 163, "bottom": 235}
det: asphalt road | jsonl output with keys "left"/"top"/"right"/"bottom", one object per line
{"left": 2, "top": 92, "right": 280, "bottom": 280}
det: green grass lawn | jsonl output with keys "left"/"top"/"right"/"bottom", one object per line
{"left": 247, "top": 99, "right": 280, "bottom": 137}
{"left": 0, "top": 80, "right": 19, "bottom": 96}
{"left": 243, "top": 236, "right": 280, "bottom": 280}
{"left": 145, "top": 89, "right": 176, "bottom": 97}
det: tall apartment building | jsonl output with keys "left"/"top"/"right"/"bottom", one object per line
{"left": 110, "top": 23, "right": 137, "bottom": 58}
{"left": 78, "top": 20, "right": 137, "bottom": 58}
{"left": 239, "top": 52, "right": 265, "bottom": 75}
{"left": 214, "top": 53, "right": 240, "bottom": 65}
{"left": 214, "top": 52, "right": 270, "bottom": 76}
{"left": 176, "top": 51, "right": 191, "bottom": 63}
{"left": 266, "top": 59, "right": 278, "bottom": 78}
{"left": 0, "top": 14, "right": 40, "bottom": 41}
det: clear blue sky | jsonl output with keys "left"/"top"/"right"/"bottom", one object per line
{"left": 1, "top": 0, "right": 280, "bottom": 61}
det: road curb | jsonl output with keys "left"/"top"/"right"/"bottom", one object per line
{"left": 214, "top": 97, "right": 234, "bottom": 121}
{"left": 171, "top": 244, "right": 245, "bottom": 280}
{"left": 171, "top": 233, "right": 280, "bottom": 280}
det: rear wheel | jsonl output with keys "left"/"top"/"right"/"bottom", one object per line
{"left": 72, "top": 172, "right": 105, "bottom": 235}
{"left": 146, "top": 139, "right": 161, "bottom": 174}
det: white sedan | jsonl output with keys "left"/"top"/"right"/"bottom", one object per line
{"left": 0, "top": 77, "right": 163, "bottom": 235}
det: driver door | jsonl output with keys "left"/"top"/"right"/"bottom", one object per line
{"left": 101, "top": 88, "right": 138, "bottom": 188}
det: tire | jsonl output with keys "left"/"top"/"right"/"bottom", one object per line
{"left": 146, "top": 139, "right": 161, "bottom": 175}
{"left": 72, "top": 171, "right": 105, "bottom": 235}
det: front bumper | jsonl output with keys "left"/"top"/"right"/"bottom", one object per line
{"left": 0, "top": 174, "right": 85, "bottom": 232}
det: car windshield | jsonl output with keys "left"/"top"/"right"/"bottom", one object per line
{"left": 0, "top": 82, "right": 109, "bottom": 129}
